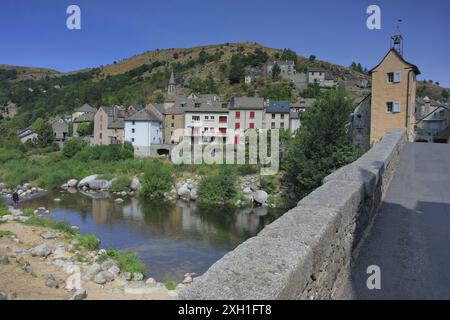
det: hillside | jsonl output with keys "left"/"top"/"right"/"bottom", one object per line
{"left": 0, "top": 42, "right": 448, "bottom": 135}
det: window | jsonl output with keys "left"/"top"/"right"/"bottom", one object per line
{"left": 171, "top": 123, "right": 174, "bottom": 128}
{"left": 195, "top": 103, "right": 200, "bottom": 108}
{"left": 210, "top": 116, "right": 215, "bottom": 120}
{"left": 222, "top": 103, "right": 228, "bottom": 108}
{"left": 386, "top": 102, "right": 393, "bottom": 112}
{"left": 250, "top": 111, "right": 255, "bottom": 119}
{"left": 131, "top": 138, "right": 135, "bottom": 142}
{"left": 219, "top": 116, "right": 227, "bottom": 123}
{"left": 234, "top": 135, "right": 239, "bottom": 145}
{"left": 171, "top": 115, "right": 175, "bottom": 120}
{"left": 132, "top": 128, "right": 135, "bottom": 133}
{"left": 99, "top": 133, "right": 102, "bottom": 139}
{"left": 205, "top": 116, "right": 209, "bottom": 120}
{"left": 236, "top": 111, "right": 240, "bottom": 119}
{"left": 387, "top": 72, "right": 394, "bottom": 83}
{"left": 192, "top": 115, "right": 200, "bottom": 121}
{"left": 132, "top": 121, "right": 135, "bottom": 126}
{"left": 280, "top": 122, "right": 285, "bottom": 129}
{"left": 235, "top": 122, "right": 240, "bottom": 129}
{"left": 249, "top": 123, "right": 255, "bottom": 129}
{"left": 272, "top": 114, "right": 276, "bottom": 119}
{"left": 271, "top": 122, "right": 276, "bottom": 129}
{"left": 280, "top": 114, "right": 285, "bottom": 119}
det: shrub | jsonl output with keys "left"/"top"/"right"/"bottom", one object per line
{"left": 97, "top": 248, "right": 146, "bottom": 274}
{"left": 110, "top": 176, "right": 131, "bottom": 192}
{"left": 23, "top": 208, "right": 34, "bottom": 216}
{"left": 0, "top": 147, "right": 23, "bottom": 163}
{"left": 165, "top": 281, "right": 176, "bottom": 290}
{"left": 198, "top": 165, "right": 237, "bottom": 204}
{"left": 62, "top": 138, "right": 85, "bottom": 158}
{"left": 140, "top": 160, "right": 174, "bottom": 198}
{"left": 77, "top": 234, "right": 100, "bottom": 250}
{"left": 0, "top": 208, "right": 10, "bottom": 216}
{"left": 260, "top": 175, "right": 279, "bottom": 193}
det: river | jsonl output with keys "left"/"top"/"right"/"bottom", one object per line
{"left": 19, "top": 190, "right": 283, "bottom": 282}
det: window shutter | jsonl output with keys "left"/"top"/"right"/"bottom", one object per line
{"left": 393, "top": 101, "right": 401, "bottom": 113}
{"left": 394, "top": 71, "right": 401, "bottom": 83}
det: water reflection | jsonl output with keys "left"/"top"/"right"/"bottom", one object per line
{"left": 21, "top": 191, "right": 283, "bottom": 281}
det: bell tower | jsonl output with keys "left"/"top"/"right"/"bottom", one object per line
{"left": 390, "top": 19, "right": 404, "bottom": 56}
{"left": 167, "top": 70, "right": 176, "bottom": 96}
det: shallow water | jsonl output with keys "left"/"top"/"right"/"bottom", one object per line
{"left": 20, "top": 190, "right": 283, "bottom": 282}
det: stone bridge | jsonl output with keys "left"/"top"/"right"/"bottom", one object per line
{"left": 179, "top": 128, "right": 450, "bottom": 299}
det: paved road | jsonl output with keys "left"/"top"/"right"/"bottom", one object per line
{"left": 341, "top": 142, "right": 450, "bottom": 299}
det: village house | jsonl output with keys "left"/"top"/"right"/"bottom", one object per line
{"left": 267, "top": 61, "right": 296, "bottom": 75}
{"left": 157, "top": 105, "right": 185, "bottom": 144}
{"left": 265, "top": 101, "right": 290, "bottom": 130}
{"left": 351, "top": 39, "right": 421, "bottom": 149}
{"left": 127, "top": 104, "right": 144, "bottom": 115}
{"left": 73, "top": 112, "right": 95, "bottom": 139}
{"left": 228, "top": 97, "right": 265, "bottom": 132}
{"left": 71, "top": 103, "right": 96, "bottom": 122}
{"left": 124, "top": 106, "right": 163, "bottom": 157}
{"left": 415, "top": 96, "right": 450, "bottom": 143}
{"left": 51, "top": 118, "right": 69, "bottom": 142}
{"left": 92, "top": 106, "right": 126, "bottom": 145}
{"left": 17, "top": 128, "right": 37, "bottom": 144}
{"left": 291, "top": 97, "right": 316, "bottom": 113}
{"left": 307, "top": 67, "right": 336, "bottom": 87}
{"left": 183, "top": 101, "right": 229, "bottom": 145}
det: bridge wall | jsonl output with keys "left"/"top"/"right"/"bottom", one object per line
{"left": 179, "top": 128, "right": 407, "bottom": 300}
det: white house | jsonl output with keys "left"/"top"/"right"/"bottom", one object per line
{"left": 124, "top": 107, "right": 163, "bottom": 157}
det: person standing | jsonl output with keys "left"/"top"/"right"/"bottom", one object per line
{"left": 12, "top": 190, "right": 19, "bottom": 208}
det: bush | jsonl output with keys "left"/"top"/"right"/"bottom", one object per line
{"left": 62, "top": 138, "right": 85, "bottom": 158}
{"left": 97, "top": 248, "right": 146, "bottom": 274}
{"left": 198, "top": 165, "right": 237, "bottom": 204}
{"left": 0, "top": 147, "right": 23, "bottom": 163}
{"left": 260, "top": 175, "right": 280, "bottom": 193}
{"left": 0, "top": 207, "right": 10, "bottom": 216}
{"left": 77, "top": 234, "right": 100, "bottom": 249}
{"left": 165, "top": 281, "right": 176, "bottom": 290}
{"left": 110, "top": 176, "right": 131, "bottom": 192}
{"left": 140, "top": 160, "right": 174, "bottom": 198}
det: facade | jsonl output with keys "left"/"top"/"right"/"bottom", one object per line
{"left": 71, "top": 103, "right": 96, "bottom": 122}
{"left": 267, "top": 61, "right": 296, "bottom": 75}
{"left": 415, "top": 96, "right": 450, "bottom": 142}
{"left": 124, "top": 107, "right": 163, "bottom": 157}
{"left": 228, "top": 97, "right": 265, "bottom": 144}
{"left": 265, "top": 101, "right": 290, "bottom": 130}
{"left": 184, "top": 103, "right": 229, "bottom": 145}
{"left": 369, "top": 48, "right": 420, "bottom": 144}
{"left": 289, "top": 111, "right": 300, "bottom": 134}
{"left": 92, "top": 106, "right": 126, "bottom": 145}
{"left": 73, "top": 112, "right": 94, "bottom": 138}
{"left": 307, "top": 67, "right": 326, "bottom": 84}
{"left": 51, "top": 118, "right": 69, "bottom": 141}
{"left": 161, "top": 106, "right": 185, "bottom": 144}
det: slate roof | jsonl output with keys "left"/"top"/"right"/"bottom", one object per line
{"left": 125, "top": 108, "right": 161, "bottom": 122}
{"left": 267, "top": 101, "right": 290, "bottom": 113}
{"left": 268, "top": 61, "right": 295, "bottom": 66}
{"left": 73, "top": 112, "right": 94, "bottom": 123}
{"left": 307, "top": 67, "right": 325, "bottom": 73}
{"left": 76, "top": 103, "right": 96, "bottom": 113}
{"left": 229, "top": 97, "right": 264, "bottom": 110}
{"left": 129, "top": 104, "right": 144, "bottom": 112}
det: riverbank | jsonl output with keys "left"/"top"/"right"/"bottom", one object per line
{"left": 0, "top": 206, "right": 192, "bottom": 300}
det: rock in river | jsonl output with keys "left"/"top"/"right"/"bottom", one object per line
{"left": 253, "top": 190, "right": 268, "bottom": 204}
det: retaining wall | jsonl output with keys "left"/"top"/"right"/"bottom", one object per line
{"left": 179, "top": 128, "right": 407, "bottom": 300}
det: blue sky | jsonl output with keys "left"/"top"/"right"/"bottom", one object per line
{"left": 1, "top": 0, "right": 449, "bottom": 87}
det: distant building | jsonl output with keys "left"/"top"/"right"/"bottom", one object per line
{"left": 415, "top": 96, "right": 450, "bottom": 143}
{"left": 124, "top": 107, "right": 163, "bottom": 157}
{"left": 0, "top": 101, "right": 17, "bottom": 119}
{"left": 73, "top": 112, "right": 94, "bottom": 138}
{"left": 265, "top": 101, "right": 290, "bottom": 130}
{"left": 92, "top": 106, "right": 126, "bottom": 145}
{"left": 267, "top": 61, "right": 296, "bottom": 75}
{"left": 289, "top": 111, "right": 300, "bottom": 134}
{"left": 307, "top": 68, "right": 336, "bottom": 87}
{"left": 291, "top": 97, "right": 316, "bottom": 113}
{"left": 127, "top": 104, "right": 144, "bottom": 115}
{"left": 51, "top": 118, "right": 69, "bottom": 142}
{"left": 71, "top": 103, "right": 96, "bottom": 122}
{"left": 17, "top": 128, "right": 37, "bottom": 144}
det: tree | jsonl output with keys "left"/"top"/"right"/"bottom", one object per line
{"left": 76, "top": 122, "right": 93, "bottom": 136}
{"left": 309, "top": 55, "right": 316, "bottom": 62}
{"left": 36, "top": 123, "right": 54, "bottom": 148}
{"left": 300, "top": 83, "right": 322, "bottom": 98}
{"left": 442, "top": 89, "right": 449, "bottom": 101}
{"left": 280, "top": 49, "right": 297, "bottom": 63}
{"left": 62, "top": 138, "right": 85, "bottom": 158}
{"left": 31, "top": 117, "right": 45, "bottom": 131}
{"left": 271, "top": 64, "right": 281, "bottom": 80}
{"left": 285, "top": 88, "right": 362, "bottom": 200}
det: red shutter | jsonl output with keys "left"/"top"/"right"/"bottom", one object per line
{"left": 235, "top": 122, "right": 240, "bottom": 129}
{"left": 236, "top": 111, "right": 240, "bottom": 119}
{"left": 249, "top": 123, "right": 254, "bottom": 129}
{"left": 250, "top": 111, "right": 255, "bottom": 119}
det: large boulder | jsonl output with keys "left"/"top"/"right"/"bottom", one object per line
{"left": 78, "top": 175, "right": 99, "bottom": 188}
{"left": 30, "top": 244, "right": 52, "bottom": 257}
{"left": 253, "top": 190, "right": 268, "bottom": 205}
{"left": 177, "top": 183, "right": 190, "bottom": 200}
{"left": 190, "top": 188, "right": 198, "bottom": 201}
{"left": 88, "top": 179, "right": 112, "bottom": 190}
{"left": 130, "top": 178, "right": 141, "bottom": 191}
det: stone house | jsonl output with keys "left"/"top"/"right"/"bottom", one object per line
{"left": 289, "top": 111, "right": 300, "bottom": 134}
{"left": 267, "top": 61, "right": 296, "bottom": 75}
{"left": 17, "top": 128, "right": 37, "bottom": 144}
{"left": 124, "top": 107, "right": 163, "bottom": 157}
{"left": 415, "top": 96, "right": 450, "bottom": 143}
{"left": 92, "top": 106, "right": 126, "bottom": 145}
{"left": 71, "top": 103, "right": 96, "bottom": 122}
{"left": 265, "top": 101, "right": 290, "bottom": 130}
{"left": 307, "top": 68, "right": 336, "bottom": 87}
{"left": 51, "top": 118, "right": 69, "bottom": 141}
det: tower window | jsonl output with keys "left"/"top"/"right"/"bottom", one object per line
{"left": 386, "top": 102, "right": 393, "bottom": 112}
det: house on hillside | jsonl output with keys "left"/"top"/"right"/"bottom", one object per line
{"left": 92, "top": 106, "right": 126, "bottom": 145}
{"left": 73, "top": 112, "right": 95, "bottom": 139}
{"left": 72, "top": 103, "right": 96, "bottom": 122}
{"left": 267, "top": 61, "right": 296, "bottom": 75}
{"left": 265, "top": 101, "right": 290, "bottom": 130}
{"left": 124, "top": 107, "right": 163, "bottom": 157}
{"left": 228, "top": 97, "right": 264, "bottom": 144}
{"left": 1, "top": 101, "right": 18, "bottom": 119}
{"left": 51, "top": 118, "right": 69, "bottom": 142}
{"left": 307, "top": 67, "right": 336, "bottom": 87}
{"left": 289, "top": 111, "right": 300, "bottom": 134}
{"left": 17, "top": 128, "right": 37, "bottom": 144}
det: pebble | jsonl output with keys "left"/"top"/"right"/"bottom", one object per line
{"left": 70, "top": 289, "right": 87, "bottom": 300}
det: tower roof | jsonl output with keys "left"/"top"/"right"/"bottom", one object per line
{"left": 169, "top": 70, "right": 175, "bottom": 85}
{"left": 369, "top": 48, "right": 421, "bottom": 75}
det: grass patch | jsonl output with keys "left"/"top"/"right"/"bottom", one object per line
{"left": 0, "top": 230, "right": 16, "bottom": 237}
{"left": 22, "top": 208, "right": 34, "bottom": 216}
{"left": 0, "top": 208, "right": 10, "bottom": 217}
{"left": 23, "top": 216, "right": 79, "bottom": 236}
{"left": 165, "top": 281, "right": 176, "bottom": 290}
{"left": 109, "top": 176, "right": 131, "bottom": 192}
{"left": 77, "top": 234, "right": 100, "bottom": 250}
{"left": 97, "top": 248, "right": 146, "bottom": 274}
